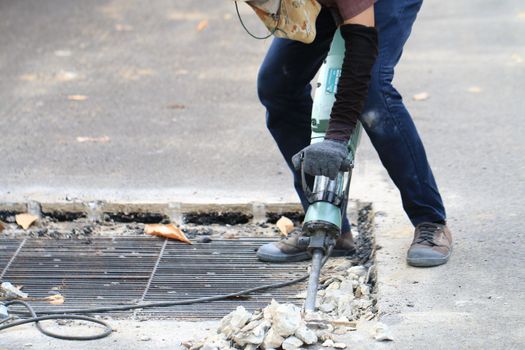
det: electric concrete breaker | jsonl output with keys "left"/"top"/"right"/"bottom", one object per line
{"left": 299, "top": 29, "right": 362, "bottom": 312}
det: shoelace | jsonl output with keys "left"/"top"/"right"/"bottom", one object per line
{"left": 415, "top": 224, "right": 441, "bottom": 245}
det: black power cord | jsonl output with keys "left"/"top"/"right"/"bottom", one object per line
{"left": 1, "top": 300, "right": 112, "bottom": 341}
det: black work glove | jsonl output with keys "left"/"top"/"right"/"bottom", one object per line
{"left": 292, "top": 140, "right": 349, "bottom": 180}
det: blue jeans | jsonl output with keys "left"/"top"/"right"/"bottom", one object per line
{"left": 257, "top": 0, "right": 446, "bottom": 231}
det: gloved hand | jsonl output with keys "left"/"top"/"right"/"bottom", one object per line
{"left": 292, "top": 139, "right": 349, "bottom": 180}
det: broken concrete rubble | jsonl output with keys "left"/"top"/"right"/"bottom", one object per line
{"left": 321, "top": 339, "right": 335, "bottom": 347}
{"left": 373, "top": 322, "right": 394, "bottom": 342}
{"left": 281, "top": 336, "right": 303, "bottom": 350}
{"left": 1, "top": 282, "right": 28, "bottom": 299}
{"left": 266, "top": 301, "right": 302, "bottom": 337}
{"left": 295, "top": 324, "right": 317, "bottom": 344}
{"left": 233, "top": 320, "right": 270, "bottom": 346}
{"left": 187, "top": 259, "right": 378, "bottom": 349}
{"left": 261, "top": 327, "right": 284, "bottom": 349}
{"left": 218, "top": 306, "right": 252, "bottom": 338}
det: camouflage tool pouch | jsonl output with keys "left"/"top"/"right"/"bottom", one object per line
{"left": 236, "top": 0, "right": 321, "bottom": 44}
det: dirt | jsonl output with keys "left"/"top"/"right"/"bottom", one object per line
{"left": 0, "top": 215, "right": 281, "bottom": 241}
{"left": 183, "top": 211, "right": 253, "bottom": 225}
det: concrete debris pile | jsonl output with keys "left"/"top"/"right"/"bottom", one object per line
{"left": 314, "top": 261, "right": 376, "bottom": 322}
{"left": 187, "top": 259, "right": 376, "bottom": 350}
{"left": 187, "top": 302, "right": 323, "bottom": 350}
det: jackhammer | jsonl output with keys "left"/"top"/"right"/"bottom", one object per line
{"left": 297, "top": 28, "right": 362, "bottom": 312}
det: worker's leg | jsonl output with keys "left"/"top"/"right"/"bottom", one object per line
{"left": 257, "top": 8, "right": 354, "bottom": 231}
{"left": 360, "top": 0, "right": 446, "bottom": 225}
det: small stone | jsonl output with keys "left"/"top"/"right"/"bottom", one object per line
{"left": 261, "top": 327, "right": 285, "bottom": 349}
{"left": 327, "top": 281, "right": 340, "bottom": 290}
{"left": 269, "top": 302, "right": 302, "bottom": 337}
{"left": 322, "top": 289, "right": 343, "bottom": 306}
{"left": 374, "top": 322, "right": 394, "bottom": 342}
{"left": 322, "top": 339, "right": 335, "bottom": 347}
{"left": 198, "top": 334, "right": 230, "bottom": 350}
{"left": 304, "top": 311, "right": 325, "bottom": 323}
{"left": 316, "top": 330, "right": 333, "bottom": 342}
{"left": 347, "top": 266, "right": 367, "bottom": 278}
{"left": 281, "top": 336, "right": 303, "bottom": 350}
{"left": 338, "top": 280, "right": 354, "bottom": 292}
{"left": 201, "top": 345, "right": 218, "bottom": 350}
{"left": 360, "top": 285, "right": 371, "bottom": 296}
{"left": 333, "top": 342, "right": 347, "bottom": 349}
{"left": 333, "top": 327, "right": 348, "bottom": 335}
{"left": 233, "top": 320, "right": 269, "bottom": 346}
{"left": 1, "top": 282, "right": 28, "bottom": 298}
{"left": 140, "top": 336, "right": 151, "bottom": 341}
{"left": 295, "top": 325, "right": 318, "bottom": 345}
{"left": 319, "top": 303, "right": 335, "bottom": 313}
{"left": 218, "top": 306, "right": 252, "bottom": 337}
{"left": 336, "top": 294, "right": 355, "bottom": 317}
{"left": 249, "top": 310, "right": 264, "bottom": 322}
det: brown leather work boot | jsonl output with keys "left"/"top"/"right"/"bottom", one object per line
{"left": 407, "top": 222, "right": 453, "bottom": 267}
{"left": 256, "top": 229, "right": 355, "bottom": 263}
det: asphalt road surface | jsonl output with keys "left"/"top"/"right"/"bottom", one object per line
{"left": 0, "top": 0, "right": 524, "bottom": 349}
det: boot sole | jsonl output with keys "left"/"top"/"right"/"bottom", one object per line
{"left": 257, "top": 248, "right": 356, "bottom": 263}
{"left": 406, "top": 249, "right": 452, "bottom": 267}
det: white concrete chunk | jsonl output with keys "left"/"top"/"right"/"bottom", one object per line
{"left": 281, "top": 336, "right": 304, "bottom": 350}
{"left": 295, "top": 325, "right": 318, "bottom": 345}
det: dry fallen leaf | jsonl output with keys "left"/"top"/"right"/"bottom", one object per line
{"left": 54, "top": 49, "right": 72, "bottom": 57}
{"left": 467, "top": 86, "right": 482, "bottom": 93}
{"left": 56, "top": 70, "right": 78, "bottom": 81}
{"left": 196, "top": 19, "right": 209, "bottom": 32}
{"left": 45, "top": 294, "right": 65, "bottom": 305}
{"left": 16, "top": 213, "right": 38, "bottom": 230}
{"left": 511, "top": 53, "right": 523, "bottom": 63}
{"left": 412, "top": 92, "right": 429, "bottom": 101}
{"left": 20, "top": 74, "right": 38, "bottom": 81}
{"left": 276, "top": 216, "right": 294, "bottom": 236}
{"left": 167, "top": 103, "right": 186, "bottom": 110}
{"left": 68, "top": 94, "right": 88, "bottom": 101}
{"left": 0, "top": 221, "right": 4, "bottom": 233}
{"left": 115, "top": 23, "right": 133, "bottom": 31}
{"left": 120, "top": 67, "right": 155, "bottom": 80}
{"left": 76, "top": 136, "right": 111, "bottom": 143}
{"left": 144, "top": 224, "right": 192, "bottom": 244}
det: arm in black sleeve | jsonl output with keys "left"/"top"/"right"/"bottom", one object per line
{"left": 324, "top": 23, "right": 378, "bottom": 143}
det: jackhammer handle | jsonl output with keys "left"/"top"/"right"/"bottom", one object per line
{"left": 293, "top": 152, "right": 352, "bottom": 173}
{"left": 340, "top": 158, "right": 353, "bottom": 172}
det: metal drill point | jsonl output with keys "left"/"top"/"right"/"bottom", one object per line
{"left": 304, "top": 249, "right": 324, "bottom": 312}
